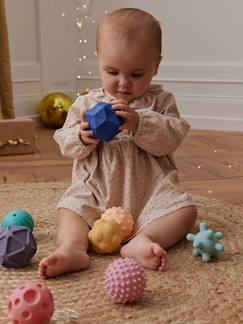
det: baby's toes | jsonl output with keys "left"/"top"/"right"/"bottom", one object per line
{"left": 150, "top": 243, "right": 168, "bottom": 271}
{"left": 158, "top": 254, "right": 168, "bottom": 271}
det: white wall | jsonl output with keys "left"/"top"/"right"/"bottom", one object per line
{"left": 5, "top": 0, "right": 243, "bottom": 131}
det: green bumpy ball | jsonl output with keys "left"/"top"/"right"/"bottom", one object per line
{"left": 1, "top": 209, "right": 34, "bottom": 231}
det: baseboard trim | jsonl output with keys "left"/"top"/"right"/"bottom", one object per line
{"left": 184, "top": 115, "right": 243, "bottom": 132}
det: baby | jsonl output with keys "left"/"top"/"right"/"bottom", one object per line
{"left": 38, "top": 8, "right": 197, "bottom": 278}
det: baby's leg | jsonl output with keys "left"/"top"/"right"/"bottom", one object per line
{"left": 120, "top": 205, "right": 197, "bottom": 271}
{"left": 38, "top": 208, "right": 90, "bottom": 278}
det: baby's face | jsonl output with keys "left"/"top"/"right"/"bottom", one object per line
{"left": 97, "top": 33, "right": 161, "bottom": 102}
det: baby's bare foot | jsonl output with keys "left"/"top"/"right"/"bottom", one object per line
{"left": 38, "top": 243, "right": 90, "bottom": 278}
{"left": 120, "top": 235, "right": 168, "bottom": 271}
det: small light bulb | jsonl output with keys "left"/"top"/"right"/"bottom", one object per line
{"left": 198, "top": 165, "right": 201, "bottom": 169}
{"left": 88, "top": 71, "right": 92, "bottom": 75}
{"left": 79, "top": 39, "right": 83, "bottom": 43}
{"left": 228, "top": 164, "right": 232, "bottom": 168}
{"left": 104, "top": 10, "right": 108, "bottom": 14}
{"left": 77, "top": 92, "right": 80, "bottom": 96}
{"left": 83, "top": 4, "right": 87, "bottom": 8}
{"left": 83, "top": 55, "right": 87, "bottom": 59}
{"left": 77, "top": 75, "right": 81, "bottom": 79}
{"left": 208, "top": 190, "right": 212, "bottom": 194}
{"left": 92, "top": 19, "right": 96, "bottom": 23}
{"left": 62, "top": 13, "right": 65, "bottom": 17}
{"left": 83, "top": 39, "right": 87, "bottom": 43}
{"left": 86, "top": 88, "right": 90, "bottom": 92}
{"left": 214, "top": 150, "right": 217, "bottom": 153}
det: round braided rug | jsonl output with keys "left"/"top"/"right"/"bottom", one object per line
{"left": 0, "top": 182, "right": 242, "bottom": 324}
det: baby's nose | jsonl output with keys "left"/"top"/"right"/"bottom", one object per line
{"left": 119, "top": 75, "right": 131, "bottom": 86}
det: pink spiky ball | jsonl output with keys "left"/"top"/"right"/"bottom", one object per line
{"left": 104, "top": 258, "right": 147, "bottom": 303}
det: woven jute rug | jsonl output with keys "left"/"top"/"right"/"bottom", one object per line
{"left": 0, "top": 182, "right": 243, "bottom": 324}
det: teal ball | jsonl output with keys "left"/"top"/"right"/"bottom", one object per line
{"left": 1, "top": 209, "right": 34, "bottom": 231}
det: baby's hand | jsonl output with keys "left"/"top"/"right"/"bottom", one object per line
{"left": 112, "top": 100, "right": 139, "bottom": 135}
{"left": 79, "top": 111, "right": 100, "bottom": 145}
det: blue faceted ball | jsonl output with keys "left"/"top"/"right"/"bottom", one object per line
{"left": 1, "top": 209, "right": 34, "bottom": 231}
{"left": 86, "top": 102, "right": 124, "bottom": 142}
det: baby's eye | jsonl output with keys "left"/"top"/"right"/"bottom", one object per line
{"left": 131, "top": 73, "right": 144, "bottom": 78}
{"left": 107, "top": 70, "right": 118, "bottom": 75}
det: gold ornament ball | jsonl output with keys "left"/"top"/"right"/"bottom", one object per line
{"left": 38, "top": 92, "right": 73, "bottom": 128}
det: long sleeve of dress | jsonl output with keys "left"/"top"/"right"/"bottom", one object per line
{"left": 133, "top": 92, "right": 190, "bottom": 157}
{"left": 53, "top": 97, "right": 97, "bottom": 160}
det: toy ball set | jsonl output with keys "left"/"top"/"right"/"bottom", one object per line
{"left": 0, "top": 209, "right": 55, "bottom": 323}
{"left": 0, "top": 211, "right": 225, "bottom": 322}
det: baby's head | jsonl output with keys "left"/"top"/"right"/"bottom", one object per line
{"left": 96, "top": 8, "right": 162, "bottom": 101}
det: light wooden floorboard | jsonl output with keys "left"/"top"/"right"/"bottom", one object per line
{"left": 0, "top": 128, "right": 242, "bottom": 206}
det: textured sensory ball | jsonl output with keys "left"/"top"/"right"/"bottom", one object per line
{"left": 186, "top": 222, "right": 224, "bottom": 262}
{"left": 38, "top": 92, "right": 73, "bottom": 128}
{"left": 8, "top": 282, "right": 54, "bottom": 324}
{"left": 1, "top": 209, "right": 34, "bottom": 231}
{"left": 0, "top": 225, "right": 37, "bottom": 268}
{"left": 88, "top": 219, "right": 122, "bottom": 254}
{"left": 86, "top": 102, "right": 124, "bottom": 142}
{"left": 104, "top": 258, "right": 147, "bottom": 303}
{"left": 101, "top": 207, "right": 134, "bottom": 241}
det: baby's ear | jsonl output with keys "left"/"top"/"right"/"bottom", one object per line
{"left": 154, "top": 56, "right": 162, "bottom": 75}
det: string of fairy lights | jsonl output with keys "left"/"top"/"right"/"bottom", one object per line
{"left": 62, "top": 0, "right": 109, "bottom": 97}
{"left": 197, "top": 149, "right": 242, "bottom": 194}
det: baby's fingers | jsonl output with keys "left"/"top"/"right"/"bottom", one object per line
{"left": 112, "top": 102, "right": 129, "bottom": 111}
{"left": 83, "top": 136, "right": 99, "bottom": 145}
{"left": 80, "top": 110, "right": 86, "bottom": 122}
{"left": 115, "top": 110, "right": 129, "bottom": 119}
{"left": 80, "top": 121, "right": 90, "bottom": 130}
{"left": 80, "top": 128, "right": 93, "bottom": 137}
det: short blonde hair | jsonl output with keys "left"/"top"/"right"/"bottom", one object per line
{"left": 97, "top": 8, "right": 162, "bottom": 56}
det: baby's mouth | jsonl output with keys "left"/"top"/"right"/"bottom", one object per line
{"left": 117, "top": 91, "right": 132, "bottom": 95}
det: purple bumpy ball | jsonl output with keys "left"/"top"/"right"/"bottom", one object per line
{"left": 86, "top": 102, "right": 124, "bottom": 142}
{"left": 0, "top": 225, "right": 37, "bottom": 268}
{"left": 104, "top": 258, "right": 147, "bottom": 303}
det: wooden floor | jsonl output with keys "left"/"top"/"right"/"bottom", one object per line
{"left": 0, "top": 128, "right": 242, "bottom": 206}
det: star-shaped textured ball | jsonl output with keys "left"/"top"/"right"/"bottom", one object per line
{"left": 86, "top": 102, "right": 124, "bottom": 142}
{"left": 104, "top": 258, "right": 147, "bottom": 303}
{"left": 0, "top": 225, "right": 37, "bottom": 268}
{"left": 186, "top": 222, "right": 224, "bottom": 262}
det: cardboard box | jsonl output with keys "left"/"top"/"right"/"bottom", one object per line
{"left": 0, "top": 119, "right": 36, "bottom": 155}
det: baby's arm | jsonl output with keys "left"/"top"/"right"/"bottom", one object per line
{"left": 132, "top": 92, "right": 190, "bottom": 156}
{"left": 54, "top": 97, "right": 98, "bottom": 159}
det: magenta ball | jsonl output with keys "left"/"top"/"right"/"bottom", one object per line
{"left": 8, "top": 282, "right": 54, "bottom": 324}
{"left": 104, "top": 257, "right": 147, "bottom": 303}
